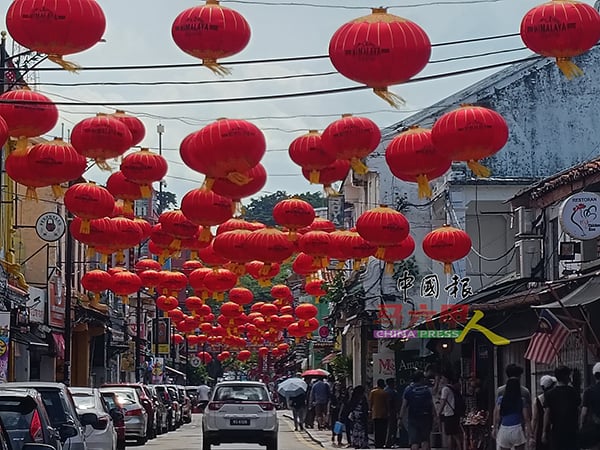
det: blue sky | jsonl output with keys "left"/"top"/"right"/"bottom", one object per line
{"left": 2, "top": 0, "right": 591, "bottom": 204}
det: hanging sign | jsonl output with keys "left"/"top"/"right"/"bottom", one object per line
{"left": 560, "top": 192, "right": 600, "bottom": 240}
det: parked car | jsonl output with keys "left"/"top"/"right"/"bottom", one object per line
{"left": 164, "top": 386, "right": 182, "bottom": 428}
{"left": 202, "top": 381, "right": 278, "bottom": 450}
{"left": 98, "top": 393, "right": 125, "bottom": 450}
{"left": 0, "top": 383, "right": 87, "bottom": 450}
{"left": 148, "top": 386, "right": 176, "bottom": 432}
{"left": 69, "top": 388, "right": 117, "bottom": 450}
{"left": 99, "top": 388, "right": 147, "bottom": 445}
{"left": 101, "top": 384, "right": 156, "bottom": 439}
{"left": 0, "top": 416, "right": 11, "bottom": 450}
{"left": 176, "top": 386, "right": 192, "bottom": 424}
{"left": 0, "top": 389, "right": 61, "bottom": 450}
{"left": 146, "top": 386, "right": 168, "bottom": 435}
{"left": 184, "top": 386, "right": 199, "bottom": 412}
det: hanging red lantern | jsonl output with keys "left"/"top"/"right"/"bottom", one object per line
{"left": 273, "top": 198, "right": 316, "bottom": 240}
{"left": 211, "top": 163, "right": 267, "bottom": 206}
{"left": 329, "top": 8, "right": 431, "bottom": 106}
{"left": 198, "top": 243, "right": 230, "bottom": 267}
{"left": 26, "top": 138, "right": 87, "bottom": 198}
{"left": 344, "top": 230, "right": 377, "bottom": 270}
{"left": 422, "top": 225, "right": 472, "bottom": 274}
{"left": 81, "top": 270, "right": 111, "bottom": 303}
{"left": 111, "top": 110, "right": 146, "bottom": 146}
{"left": 431, "top": 105, "right": 509, "bottom": 178}
{"left": 203, "top": 268, "right": 238, "bottom": 301}
{"left": 185, "top": 296, "right": 204, "bottom": 315}
{"left": 106, "top": 171, "right": 143, "bottom": 215}
{"left": 70, "top": 217, "right": 113, "bottom": 258}
{"left": 260, "top": 303, "right": 279, "bottom": 318}
{"left": 217, "top": 218, "right": 262, "bottom": 235}
{"left": 186, "top": 269, "right": 212, "bottom": 300}
{"left": 172, "top": 334, "right": 185, "bottom": 346}
{"left": 212, "top": 230, "right": 252, "bottom": 274}
{"left": 287, "top": 322, "right": 304, "bottom": 341}
{"left": 6, "top": 0, "right": 106, "bottom": 70}
{"left": 237, "top": 350, "right": 252, "bottom": 362}
{"left": 138, "top": 269, "right": 162, "bottom": 294}
{"left": 159, "top": 210, "right": 199, "bottom": 249}
{"left": 180, "top": 119, "right": 266, "bottom": 188}
{"left": 308, "top": 217, "right": 337, "bottom": 234}
{"left": 295, "top": 303, "right": 318, "bottom": 322}
{"left": 159, "top": 271, "right": 189, "bottom": 297}
{"left": 277, "top": 342, "right": 290, "bottom": 353}
{"left": 135, "top": 258, "right": 162, "bottom": 274}
{"left": 171, "top": 0, "right": 251, "bottom": 75}
{"left": 5, "top": 148, "right": 49, "bottom": 200}
{"left": 245, "top": 228, "right": 295, "bottom": 272}
{"left": 197, "top": 352, "right": 213, "bottom": 364}
{"left": 110, "top": 270, "right": 142, "bottom": 305}
{"left": 217, "top": 351, "right": 231, "bottom": 362}
{"left": 322, "top": 114, "right": 381, "bottom": 175}
{"left": 148, "top": 240, "right": 177, "bottom": 264}
{"left": 298, "top": 231, "right": 332, "bottom": 269}
{"left": 181, "top": 261, "right": 204, "bottom": 277}
{"left": 377, "top": 235, "right": 416, "bottom": 273}
{"left": 292, "top": 253, "right": 318, "bottom": 280}
{"left": 520, "top": 0, "right": 600, "bottom": 79}
{"left": 245, "top": 261, "right": 281, "bottom": 287}
{"left": 356, "top": 206, "right": 410, "bottom": 257}
{"left": 157, "top": 295, "right": 179, "bottom": 313}
{"left": 0, "top": 116, "right": 8, "bottom": 148}
{"left": 0, "top": 89, "right": 59, "bottom": 149}
{"left": 279, "top": 314, "right": 295, "bottom": 328}
{"left": 187, "top": 335, "right": 201, "bottom": 347}
{"left": 181, "top": 188, "right": 233, "bottom": 241}
{"left": 181, "top": 231, "right": 212, "bottom": 260}
{"left": 64, "top": 182, "right": 115, "bottom": 234}
{"left": 71, "top": 115, "right": 133, "bottom": 170}
{"left": 258, "top": 347, "right": 269, "bottom": 358}
{"left": 271, "top": 285, "right": 292, "bottom": 301}
{"left": 109, "top": 217, "right": 144, "bottom": 264}
{"left": 305, "top": 279, "right": 327, "bottom": 303}
{"left": 134, "top": 218, "right": 152, "bottom": 240}
{"left": 289, "top": 130, "right": 336, "bottom": 184}
{"left": 150, "top": 224, "right": 176, "bottom": 250}
{"left": 302, "top": 159, "right": 351, "bottom": 196}
{"left": 121, "top": 148, "right": 167, "bottom": 198}
{"left": 228, "top": 287, "right": 254, "bottom": 310}
{"left": 297, "top": 318, "right": 320, "bottom": 338}
{"left": 385, "top": 126, "right": 451, "bottom": 198}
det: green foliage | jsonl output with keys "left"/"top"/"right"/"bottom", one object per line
{"left": 155, "top": 190, "right": 178, "bottom": 215}
{"left": 243, "top": 190, "right": 325, "bottom": 226}
{"left": 187, "top": 364, "right": 210, "bottom": 385}
{"left": 321, "top": 272, "right": 346, "bottom": 305}
{"left": 237, "top": 262, "right": 293, "bottom": 301}
{"left": 330, "top": 354, "right": 352, "bottom": 381}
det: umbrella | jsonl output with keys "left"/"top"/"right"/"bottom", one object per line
{"left": 277, "top": 377, "right": 307, "bottom": 397}
{"left": 301, "top": 368, "right": 330, "bottom": 378}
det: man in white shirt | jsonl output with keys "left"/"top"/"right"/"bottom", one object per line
{"left": 197, "top": 381, "right": 211, "bottom": 412}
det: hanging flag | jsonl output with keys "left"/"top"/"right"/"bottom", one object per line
{"left": 524, "top": 309, "right": 570, "bottom": 364}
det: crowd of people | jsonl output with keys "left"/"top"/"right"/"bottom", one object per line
{"left": 284, "top": 361, "right": 600, "bottom": 450}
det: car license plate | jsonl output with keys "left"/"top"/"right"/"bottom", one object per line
{"left": 230, "top": 418, "right": 250, "bottom": 426}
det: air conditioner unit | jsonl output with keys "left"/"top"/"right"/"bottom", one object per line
{"left": 515, "top": 239, "right": 542, "bottom": 278}
{"left": 515, "top": 207, "right": 538, "bottom": 236}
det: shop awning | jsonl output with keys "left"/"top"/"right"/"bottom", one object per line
{"left": 320, "top": 352, "right": 340, "bottom": 365}
{"left": 165, "top": 366, "right": 186, "bottom": 377}
{"left": 12, "top": 330, "right": 48, "bottom": 348}
{"left": 534, "top": 276, "right": 600, "bottom": 309}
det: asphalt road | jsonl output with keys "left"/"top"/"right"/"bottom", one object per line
{"left": 143, "top": 412, "right": 323, "bottom": 450}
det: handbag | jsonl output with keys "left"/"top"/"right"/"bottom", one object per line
{"left": 334, "top": 420, "right": 346, "bottom": 434}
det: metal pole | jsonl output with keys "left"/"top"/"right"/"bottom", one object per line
{"left": 63, "top": 214, "right": 73, "bottom": 386}
{"left": 135, "top": 290, "right": 142, "bottom": 382}
{"left": 1, "top": 32, "right": 7, "bottom": 95}
{"left": 154, "top": 124, "right": 164, "bottom": 360}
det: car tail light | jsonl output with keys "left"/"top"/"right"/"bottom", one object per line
{"left": 126, "top": 408, "right": 144, "bottom": 416}
{"left": 207, "top": 402, "right": 223, "bottom": 411}
{"left": 258, "top": 402, "right": 275, "bottom": 411}
{"left": 30, "top": 410, "right": 43, "bottom": 443}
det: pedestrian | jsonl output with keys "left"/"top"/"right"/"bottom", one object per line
{"left": 492, "top": 377, "right": 532, "bottom": 450}
{"left": 400, "top": 370, "right": 435, "bottom": 450}
{"left": 542, "top": 365, "right": 581, "bottom": 450}
{"left": 349, "top": 385, "right": 369, "bottom": 449}
{"left": 339, "top": 386, "right": 354, "bottom": 448}
{"left": 579, "top": 362, "right": 600, "bottom": 450}
{"left": 310, "top": 377, "right": 331, "bottom": 430}
{"left": 197, "top": 379, "right": 211, "bottom": 413}
{"left": 497, "top": 364, "right": 532, "bottom": 407}
{"left": 369, "top": 378, "right": 389, "bottom": 448}
{"left": 330, "top": 381, "right": 345, "bottom": 447}
{"left": 305, "top": 378, "right": 315, "bottom": 429}
{"left": 385, "top": 378, "right": 402, "bottom": 448}
{"left": 531, "top": 375, "right": 556, "bottom": 450}
{"left": 437, "top": 373, "right": 463, "bottom": 450}
{"left": 289, "top": 390, "right": 307, "bottom": 431}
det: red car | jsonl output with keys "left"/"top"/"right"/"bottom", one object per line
{"left": 102, "top": 383, "right": 157, "bottom": 439}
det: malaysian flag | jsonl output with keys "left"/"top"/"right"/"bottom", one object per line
{"left": 524, "top": 309, "right": 570, "bottom": 364}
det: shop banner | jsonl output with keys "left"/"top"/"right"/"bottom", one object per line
{"left": 0, "top": 312, "right": 10, "bottom": 383}
{"left": 150, "top": 357, "right": 164, "bottom": 384}
{"left": 372, "top": 351, "right": 395, "bottom": 385}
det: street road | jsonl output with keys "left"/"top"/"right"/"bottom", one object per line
{"left": 144, "top": 412, "right": 323, "bottom": 450}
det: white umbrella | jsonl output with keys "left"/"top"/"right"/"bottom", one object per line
{"left": 277, "top": 377, "right": 308, "bottom": 397}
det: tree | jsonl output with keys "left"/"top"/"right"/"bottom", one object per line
{"left": 237, "top": 262, "right": 293, "bottom": 301}
{"left": 243, "top": 190, "right": 326, "bottom": 226}
{"left": 155, "top": 190, "right": 178, "bottom": 214}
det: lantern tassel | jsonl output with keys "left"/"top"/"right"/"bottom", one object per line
{"left": 336, "top": 260, "right": 346, "bottom": 270}
{"left": 25, "top": 187, "right": 38, "bottom": 201}
{"left": 199, "top": 227, "right": 213, "bottom": 242}
{"left": 350, "top": 157, "right": 369, "bottom": 175}
{"left": 352, "top": 260, "right": 361, "bottom": 270}
{"left": 121, "top": 295, "right": 130, "bottom": 305}
{"left": 94, "top": 158, "right": 112, "bottom": 171}
{"left": 48, "top": 55, "right": 81, "bottom": 72}
{"left": 467, "top": 160, "right": 491, "bottom": 178}
{"left": 86, "top": 247, "right": 96, "bottom": 259}
{"left": 309, "top": 170, "right": 321, "bottom": 184}
{"left": 140, "top": 185, "right": 152, "bottom": 198}
{"left": 385, "top": 262, "right": 395, "bottom": 274}
{"left": 443, "top": 262, "right": 453, "bottom": 274}
{"left": 16, "top": 137, "right": 29, "bottom": 152}
{"left": 169, "top": 239, "right": 182, "bottom": 251}
{"left": 123, "top": 200, "right": 134, "bottom": 214}
{"left": 202, "top": 177, "right": 215, "bottom": 191}
{"left": 258, "top": 278, "right": 271, "bottom": 288}
{"left": 191, "top": 250, "right": 199, "bottom": 260}
{"left": 287, "top": 231, "right": 298, "bottom": 241}
{"left": 324, "top": 185, "right": 339, "bottom": 197}
{"left": 373, "top": 87, "right": 405, "bottom": 108}
{"left": 416, "top": 174, "right": 433, "bottom": 199}
{"left": 556, "top": 57, "right": 584, "bottom": 80}
{"left": 227, "top": 172, "right": 252, "bottom": 186}
{"left": 202, "top": 59, "right": 232, "bottom": 76}
{"left": 375, "top": 246, "right": 386, "bottom": 259}
{"left": 51, "top": 184, "right": 64, "bottom": 199}
{"left": 80, "top": 219, "right": 91, "bottom": 234}
{"left": 116, "top": 251, "right": 125, "bottom": 265}
{"left": 259, "top": 263, "right": 272, "bottom": 276}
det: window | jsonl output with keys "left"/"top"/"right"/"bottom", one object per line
{"left": 214, "top": 386, "right": 269, "bottom": 402}
{"left": 71, "top": 394, "right": 95, "bottom": 410}
{"left": 38, "top": 391, "right": 68, "bottom": 426}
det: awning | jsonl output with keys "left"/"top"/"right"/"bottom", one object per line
{"left": 51, "top": 333, "right": 65, "bottom": 359}
{"left": 12, "top": 330, "right": 49, "bottom": 348}
{"left": 534, "top": 276, "right": 600, "bottom": 309}
{"left": 165, "top": 366, "right": 186, "bottom": 377}
{"left": 320, "top": 352, "right": 340, "bottom": 365}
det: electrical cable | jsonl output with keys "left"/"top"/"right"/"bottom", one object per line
{"left": 223, "top": 0, "right": 507, "bottom": 8}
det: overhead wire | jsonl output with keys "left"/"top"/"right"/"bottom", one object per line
{"left": 223, "top": 0, "right": 507, "bottom": 8}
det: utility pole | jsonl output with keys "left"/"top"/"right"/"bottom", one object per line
{"left": 63, "top": 213, "right": 73, "bottom": 386}
{"left": 154, "top": 124, "right": 164, "bottom": 360}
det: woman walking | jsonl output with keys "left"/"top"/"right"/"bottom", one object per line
{"left": 492, "top": 378, "right": 532, "bottom": 450}
{"left": 339, "top": 386, "right": 354, "bottom": 448}
{"left": 349, "top": 385, "right": 369, "bottom": 449}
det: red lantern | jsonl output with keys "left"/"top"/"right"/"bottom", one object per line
{"left": 203, "top": 269, "right": 238, "bottom": 301}
{"left": 277, "top": 343, "right": 290, "bottom": 353}
{"left": 111, "top": 110, "right": 146, "bottom": 146}
{"left": 289, "top": 130, "right": 336, "bottom": 184}
{"left": 6, "top": 0, "right": 106, "bottom": 70}
{"left": 520, "top": 0, "right": 600, "bottom": 79}
{"left": 64, "top": 182, "right": 115, "bottom": 233}
{"left": 81, "top": 269, "right": 111, "bottom": 303}
{"left": 217, "top": 218, "right": 262, "bottom": 235}
{"left": 110, "top": 270, "right": 142, "bottom": 305}
{"left": 298, "top": 318, "right": 320, "bottom": 338}
{"left": 245, "top": 228, "right": 295, "bottom": 269}
{"left": 228, "top": 287, "right": 254, "bottom": 310}
{"left": 157, "top": 271, "right": 188, "bottom": 297}
{"left": 106, "top": 171, "right": 143, "bottom": 215}
{"left": 138, "top": 269, "right": 162, "bottom": 294}
{"left": 5, "top": 148, "right": 49, "bottom": 200}
{"left": 258, "top": 347, "right": 269, "bottom": 358}
{"left": 279, "top": 314, "right": 295, "bottom": 328}
{"left": 181, "top": 260, "right": 204, "bottom": 277}
{"left": 181, "top": 188, "right": 233, "bottom": 241}
{"left": 121, "top": 148, "right": 167, "bottom": 198}
{"left": 271, "top": 285, "right": 292, "bottom": 301}
{"left": 197, "top": 351, "right": 213, "bottom": 364}
{"left": 431, "top": 105, "right": 509, "bottom": 178}
{"left": 292, "top": 253, "right": 318, "bottom": 280}
{"left": 0, "top": 89, "right": 58, "bottom": 148}
{"left": 298, "top": 231, "right": 332, "bottom": 269}
{"left": 385, "top": 127, "right": 451, "bottom": 198}
{"left": 237, "top": 350, "right": 252, "bottom": 362}
{"left": 245, "top": 261, "right": 281, "bottom": 287}
{"left": 217, "top": 351, "right": 231, "bottom": 362}
{"left": 377, "top": 235, "right": 416, "bottom": 273}
{"left": 329, "top": 8, "right": 431, "bottom": 106}
{"left": 172, "top": 334, "right": 185, "bottom": 345}
{"left": 159, "top": 210, "right": 199, "bottom": 249}
{"left": 109, "top": 217, "right": 144, "bottom": 264}
{"left": 180, "top": 119, "right": 266, "bottom": 188}
{"left": 70, "top": 217, "right": 113, "bottom": 257}
{"left": 287, "top": 322, "right": 304, "bottom": 340}
{"left": 212, "top": 230, "right": 252, "bottom": 271}
{"left": 185, "top": 296, "right": 204, "bottom": 315}
{"left": 295, "top": 303, "right": 318, "bottom": 321}
{"left": 211, "top": 163, "right": 267, "bottom": 203}
{"left": 26, "top": 138, "right": 87, "bottom": 198}
{"left": 322, "top": 114, "right": 381, "bottom": 175}
{"left": 0, "top": 116, "right": 8, "bottom": 148}
{"left": 345, "top": 231, "right": 377, "bottom": 270}
{"left": 135, "top": 258, "right": 162, "bottom": 274}
{"left": 305, "top": 279, "right": 327, "bottom": 303}
{"left": 422, "top": 225, "right": 472, "bottom": 274}
{"left": 302, "top": 159, "right": 351, "bottom": 196}
{"left": 273, "top": 198, "right": 316, "bottom": 239}
{"left": 356, "top": 206, "right": 410, "bottom": 257}
{"left": 170, "top": 309, "right": 187, "bottom": 324}
{"left": 71, "top": 115, "right": 133, "bottom": 169}
{"left": 157, "top": 295, "right": 179, "bottom": 313}
{"left": 171, "top": 0, "right": 251, "bottom": 75}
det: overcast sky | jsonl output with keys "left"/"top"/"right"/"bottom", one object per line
{"left": 2, "top": 0, "right": 591, "bottom": 205}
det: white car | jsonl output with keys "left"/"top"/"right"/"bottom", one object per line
{"left": 69, "top": 388, "right": 117, "bottom": 450}
{"left": 202, "top": 381, "right": 278, "bottom": 450}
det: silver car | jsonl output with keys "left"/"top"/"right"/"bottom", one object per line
{"left": 70, "top": 388, "right": 118, "bottom": 450}
{"left": 99, "top": 388, "right": 147, "bottom": 445}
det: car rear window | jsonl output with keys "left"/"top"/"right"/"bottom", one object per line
{"left": 214, "top": 386, "right": 269, "bottom": 402}
{"left": 71, "top": 393, "right": 95, "bottom": 410}
{"left": 38, "top": 390, "right": 68, "bottom": 426}
{"left": 0, "top": 398, "right": 35, "bottom": 429}
{"left": 112, "top": 390, "right": 137, "bottom": 406}
{"left": 101, "top": 394, "right": 117, "bottom": 410}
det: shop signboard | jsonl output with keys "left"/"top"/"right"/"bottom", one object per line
{"left": 48, "top": 281, "right": 65, "bottom": 328}
{"left": 0, "top": 312, "right": 9, "bottom": 383}
{"left": 372, "top": 351, "right": 395, "bottom": 385}
{"left": 27, "top": 286, "right": 46, "bottom": 325}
